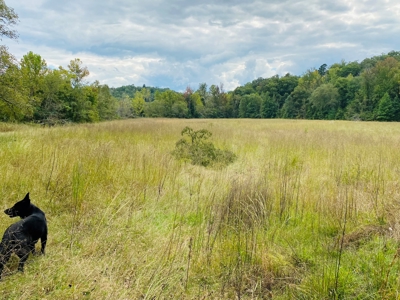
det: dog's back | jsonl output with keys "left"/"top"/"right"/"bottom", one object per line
{"left": 0, "top": 193, "right": 47, "bottom": 277}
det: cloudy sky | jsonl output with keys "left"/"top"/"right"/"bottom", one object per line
{"left": 4, "top": 0, "right": 400, "bottom": 91}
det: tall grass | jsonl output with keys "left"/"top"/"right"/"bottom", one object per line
{"left": 0, "top": 119, "right": 400, "bottom": 298}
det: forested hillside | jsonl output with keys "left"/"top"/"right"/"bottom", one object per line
{"left": 231, "top": 51, "right": 400, "bottom": 121}
{"left": 2, "top": 49, "right": 399, "bottom": 123}
{"left": 1, "top": 1, "right": 400, "bottom": 123}
{"left": 112, "top": 51, "right": 400, "bottom": 121}
{"left": 110, "top": 84, "right": 169, "bottom": 101}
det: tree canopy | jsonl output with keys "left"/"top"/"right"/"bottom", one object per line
{"left": 0, "top": 0, "right": 18, "bottom": 40}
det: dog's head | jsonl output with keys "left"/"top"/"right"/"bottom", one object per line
{"left": 4, "top": 193, "right": 32, "bottom": 219}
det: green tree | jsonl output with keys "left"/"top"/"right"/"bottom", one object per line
{"left": 280, "top": 86, "right": 310, "bottom": 119}
{"left": 318, "top": 64, "right": 327, "bottom": 76}
{"left": 239, "top": 93, "right": 261, "bottom": 118}
{"left": 309, "top": 83, "right": 340, "bottom": 119}
{"left": 145, "top": 90, "right": 188, "bottom": 118}
{"left": 34, "top": 68, "right": 70, "bottom": 122}
{"left": 298, "top": 69, "right": 323, "bottom": 92}
{"left": 117, "top": 95, "right": 133, "bottom": 118}
{"left": 203, "top": 84, "right": 228, "bottom": 118}
{"left": 0, "top": 46, "right": 29, "bottom": 121}
{"left": 62, "top": 83, "right": 99, "bottom": 123}
{"left": 140, "top": 87, "right": 151, "bottom": 102}
{"left": 68, "top": 58, "right": 89, "bottom": 88}
{"left": 59, "top": 59, "right": 98, "bottom": 122}
{"left": 371, "top": 57, "right": 400, "bottom": 102}
{"left": 260, "top": 93, "right": 278, "bottom": 118}
{"left": 376, "top": 92, "right": 394, "bottom": 121}
{"left": 358, "top": 68, "right": 375, "bottom": 119}
{"left": 277, "top": 74, "right": 299, "bottom": 95}
{"left": 171, "top": 100, "right": 188, "bottom": 118}
{"left": 132, "top": 90, "right": 145, "bottom": 117}
{"left": 0, "top": 0, "right": 18, "bottom": 40}
{"left": 93, "top": 82, "right": 117, "bottom": 120}
{"left": 183, "top": 87, "right": 203, "bottom": 118}
{"left": 235, "top": 82, "right": 255, "bottom": 96}
{"left": 0, "top": 1, "right": 26, "bottom": 120}
{"left": 357, "top": 57, "right": 400, "bottom": 120}
{"left": 225, "top": 93, "right": 240, "bottom": 118}
{"left": 20, "top": 52, "right": 47, "bottom": 118}
{"left": 339, "top": 61, "right": 361, "bottom": 77}
{"left": 196, "top": 83, "right": 208, "bottom": 105}
{"left": 333, "top": 75, "right": 361, "bottom": 112}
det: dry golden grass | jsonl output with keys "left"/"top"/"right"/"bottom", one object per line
{"left": 0, "top": 118, "right": 400, "bottom": 299}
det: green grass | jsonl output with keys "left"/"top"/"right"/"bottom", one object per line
{"left": 1, "top": 118, "right": 400, "bottom": 299}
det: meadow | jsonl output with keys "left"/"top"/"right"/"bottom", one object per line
{"left": 0, "top": 118, "right": 400, "bottom": 299}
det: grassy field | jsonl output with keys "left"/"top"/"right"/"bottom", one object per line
{"left": 0, "top": 118, "right": 400, "bottom": 299}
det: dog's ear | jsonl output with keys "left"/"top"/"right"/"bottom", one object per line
{"left": 23, "top": 192, "right": 30, "bottom": 203}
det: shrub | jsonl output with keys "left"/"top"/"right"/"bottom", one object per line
{"left": 172, "top": 126, "right": 236, "bottom": 168}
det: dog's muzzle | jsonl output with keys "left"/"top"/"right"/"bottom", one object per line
{"left": 4, "top": 209, "right": 16, "bottom": 217}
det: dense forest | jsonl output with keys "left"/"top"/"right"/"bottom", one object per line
{"left": 1, "top": 1, "right": 400, "bottom": 123}
{"left": 109, "top": 52, "right": 400, "bottom": 122}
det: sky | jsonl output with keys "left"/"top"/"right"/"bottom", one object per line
{"left": 4, "top": 0, "right": 400, "bottom": 91}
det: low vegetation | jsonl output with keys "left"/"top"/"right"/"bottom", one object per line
{"left": 0, "top": 118, "right": 400, "bottom": 299}
{"left": 172, "top": 126, "right": 237, "bottom": 168}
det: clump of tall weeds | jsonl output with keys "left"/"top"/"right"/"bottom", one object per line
{"left": 217, "top": 177, "right": 271, "bottom": 230}
{"left": 205, "top": 176, "right": 271, "bottom": 266}
{"left": 172, "top": 126, "right": 236, "bottom": 168}
{"left": 203, "top": 177, "right": 299, "bottom": 298}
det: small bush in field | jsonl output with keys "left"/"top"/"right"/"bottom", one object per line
{"left": 172, "top": 126, "right": 236, "bottom": 167}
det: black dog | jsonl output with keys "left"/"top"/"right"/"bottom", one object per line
{"left": 0, "top": 193, "right": 47, "bottom": 277}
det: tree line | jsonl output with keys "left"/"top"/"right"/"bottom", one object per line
{"left": 0, "top": 51, "right": 121, "bottom": 123}
{"left": 112, "top": 51, "right": 400, "bottom": 122}
{"left": 0, "top": 1, "right": 117, "bottom": 123}
{"left": 1, "top": 0, "right": 400, "bottom": 123}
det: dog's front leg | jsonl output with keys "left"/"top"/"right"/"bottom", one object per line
{"left": 40, "top": 226, "right": 47, "bottom": 255}
{"left": 16, "top": 249, "right": 31, "bottom": 272}
{"left": 40, "top": 230, "right": 47, "bottom": 255}
{"left": 29, "top": 242, "right": 36, "bottom": 255}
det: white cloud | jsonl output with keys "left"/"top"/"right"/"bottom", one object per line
{"left": 317, "top": 43, "right": 358, "bottom": 49}
{"left": 3, "top": 0, "right": 400, "bottom": 91}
